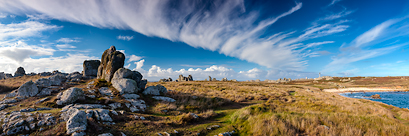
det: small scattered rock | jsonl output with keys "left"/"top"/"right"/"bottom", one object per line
{"left": 143, "top": 84, "right": 167, "bottom": 95}
{"left": 98, "top": 133, "right": 114, "bottom": 136}
{"left": 56, "top": 87, "right": 85, "bottom": 105}
{"left": 152, "top": 96, "right": 176, "bottom": 102}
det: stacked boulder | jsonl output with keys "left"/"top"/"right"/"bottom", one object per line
{"left": 97, "top": 46, "right": 125, "bottom": 82}
{"left": 176, "top": 74, "right": 193, "bottom": 82}
{"left": 83, "top": 60, "right": 101, "bottom": 77}
{"left": 111, "top": 68, "right": 147, "bottom": 112}
{"left": 14, "top": 67, "right": 25, "bottom": 77}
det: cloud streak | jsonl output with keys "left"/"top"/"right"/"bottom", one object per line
{"left": 323, "top": 16, "right": 409, "bottom": 74}
{"left": 0, "top": 0, "right": 350, "bottom": 71}
{"left": 117, "top": 35, "right": 134, "bottom": 41}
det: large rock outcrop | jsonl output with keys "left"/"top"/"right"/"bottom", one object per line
{"left": 83, "top": 60, "right": 101, "bottom": 77}
{"left": 14, "top": 67, "right": 25, "bottom": 77}
{"left": 57, "top": 87, "right": 85, "bottom": 105}
{"left": 17, "top": 80, "right": 39, "bottom": 97}
{"left": 97, "top": 46, "right": 125, "bottom": 82}
{"left": 112, "top": 78, "right": 138, "bottom": 94}
{"left": 111, "top": 68, "right": 147, "bottom": 93}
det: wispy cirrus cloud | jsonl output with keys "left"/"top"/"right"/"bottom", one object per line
{"left": 117, "top": 35, "right": 134, "bottom": 41}
{"left": 56, "top": 37, "right": 80, "bottom": 43}
{"left": 0, "top": 0, "right": 351, "bottom": 72}
{"left": 0, "top": 21, "right": 60, "bottom": 40}
{"left": 323, "top": 16, "right": 409, "bottom": 74}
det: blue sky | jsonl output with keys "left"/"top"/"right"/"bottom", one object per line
{"left": 0, "top": 0, "right": 409, "bottom": 81}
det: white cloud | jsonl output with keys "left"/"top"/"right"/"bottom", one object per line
{"left": 56, "top": 44, "right": 76, "bottom": 49}
{"left": 56, "top": 37, "right": 80, "bottom": 43}
{"left": 128, "top": 55, "right": 142, "bottom": 62}
{"left": 328, "top": 0, "right": 342, "bottom": 6}
{"left": 0, "top": 13, "right": 7, "bottom": 18}
{"left": 0, "top": 0, "right": 350, "bottom": 71}
{"left": 129, "top": 59, "right": 317, "bottom": 81}
{"left": 133, "top": 59, "right": 145, "bottom": 71}
{"left": 0, "top": 19, "right": 97, "bottom": 74}
{"left": 117, "top": 35, "right": 134, "bottom": 41}
{"left": 0, "top": 21, "right": 60, "bottom": 40}
{"left": 0, "top": 53, "right": 98, "bottom": 74}
{"left": 0, "top": 40, "right": 54, "bottom": 63}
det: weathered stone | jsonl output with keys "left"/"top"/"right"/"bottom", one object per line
{"left": 94, "top": 109, "right": 113, "bottom": 122}
{"left": 221, "top": 77, "right": 228, "bottom": 81}
{"left": 83, "top": 60, "right": 101, "bottom": 77}
{"left": 138, "top": 79, "right": 147, "bottom": 91}
{"left": 176, "top": 74, "right": 193, "bottom": 82}
{"left": 0, "top": 104, "right": 9, "bottom": 111}
{"left": 35, "top": 74, "right": 66, "bottom": 87}
{"left": 108, "top": 103, "right": 122, "bottom": 110}
{"left": 72, "top": 132, "right": 86, "bottom": 136}
{"left": 152, "top": 96, "right": 176, "bottom": 102}
{"left": 112, "top": 68, "right": 146, "bottom": 91}
{"left": 122, "top": 94, "right": 140, "bottom": 99}
{"left": 112, "top": 68, "right": 134, "bottom": 80}
{"left": 14, "top": 67, "right": 25, "bottom": 77}
{"left": 97, "top": 46, "right": 125, "bottom": 82}
{"left": 56, "top": 87, "right": 85, "bottom": 105}
{"left": 67, "top": 72, "right": 83, "bottom": 82}
{"left": 143, "top": 84, "right": 167, "bottom": 95}
{"left": 112, "top": 78, "right": 138, "bottom": 94}
{"left": 126, "top": 99, "right": 146, "bottom": 112}
{"left": 0, "top": 99, "right": 17, "bottom": 104}
{"left": 98, "top": 133, "right": 114, "bottom": 136}
{"left": 17, "top": 80, "right": 39, "bottom": 97}
{"left": 4, "top": 90, "right": 17, "bottom": 98}
{"left": 85, "top": 110, "right": 94, "bottom": 119}
{"left": 99, "top": 87, "right": 112, "bottom": 96}
{"left": 66, "top": 109, "right": 87, "bottom": 134}
{"left": 37, "top": 88, "right": 52, "bottom": 96}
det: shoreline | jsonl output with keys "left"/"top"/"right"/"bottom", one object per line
{"left": 323, "top": 87, "right": 408, "bottom": 93}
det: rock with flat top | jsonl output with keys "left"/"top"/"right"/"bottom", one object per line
{"left": 83, "top": 60, "right": 101, "bottom": 77}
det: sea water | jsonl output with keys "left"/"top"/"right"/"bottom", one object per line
{"left": 340, "top": 91, "right": 409, "bottom": 109}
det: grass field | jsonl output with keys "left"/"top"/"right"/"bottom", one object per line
{"left": 2, "top": 76, "right": 409, "bottom": 135}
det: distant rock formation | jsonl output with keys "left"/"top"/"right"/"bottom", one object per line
{"left": 159, "top": 77, "right": 172, "bottom": 82}
{"left": 314, "top": 76, "right": 333, "bottom": 81}
{"left": 221, "top": 77, "right": 228, "bottom": 81}
{"left": 14, "top": 67, "right": 25, "bottom": 77}
{"left": 266, "top": 78, "right": 292, "bottom": 83}
{"left": 97, "top": 46, "right": 125, "bottom": 82}
{"left": 176, "top": 74, "right": 193, "bottom": 82}
{"left": 83, "top": 60, "right": 101, "bottom": 77}
{"left": 209, "top": 76, "right": 212, "bottom": 81}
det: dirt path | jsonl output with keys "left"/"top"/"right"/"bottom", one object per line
{"left": 323, "top": 87, "right": 408, "bottom": 93}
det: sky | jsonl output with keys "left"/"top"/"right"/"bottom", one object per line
{"left": 0, "top": 0, "right": 409, "bottom": 81}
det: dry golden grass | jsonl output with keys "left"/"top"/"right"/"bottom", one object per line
{"left": 3, "top": 76, "right": 409, "bottom": 135}
{"left": 0, "top": 75, "right": 49, "bottom": 94}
